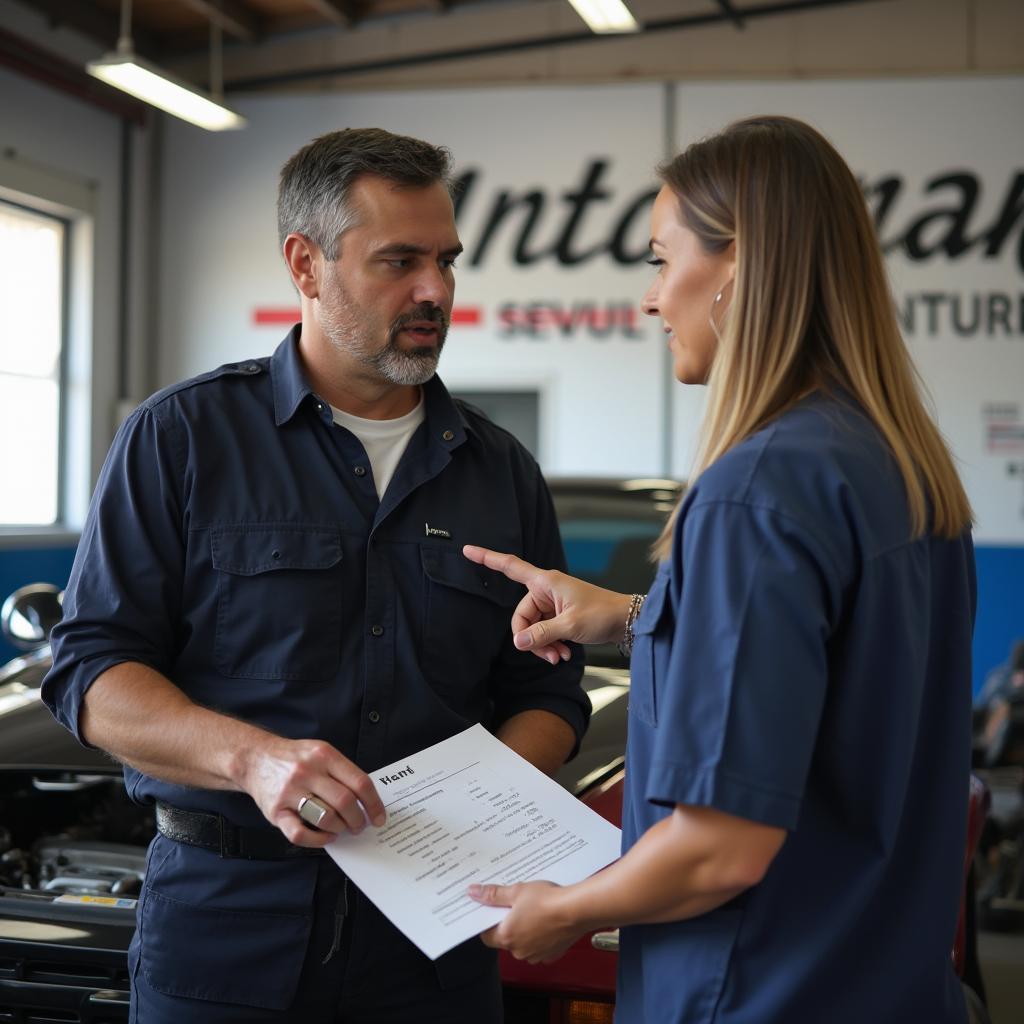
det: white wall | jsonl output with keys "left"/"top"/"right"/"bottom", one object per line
{"left": 157, "top": 85, "right": 669, "bottom": 475}
{"left": 4, "top": 0, "right": 1020, "bottom": 535}
{"left": 155, "top": 76, "right": 1024, "bottom": 545}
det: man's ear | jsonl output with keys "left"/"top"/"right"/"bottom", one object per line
{"left": 283, "top": 233, "right": 322, "bottom": 300}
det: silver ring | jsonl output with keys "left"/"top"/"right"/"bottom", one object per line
{"left": 297, "top": 794, "right": 329, "bottom": 828}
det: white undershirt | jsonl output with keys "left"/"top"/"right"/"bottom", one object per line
{"left": 331, "top": 394, "right": 426, "bottom": 499}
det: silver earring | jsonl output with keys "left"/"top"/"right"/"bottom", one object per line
{"left": 709, "top": 288, "right": 727, "bottom": 340}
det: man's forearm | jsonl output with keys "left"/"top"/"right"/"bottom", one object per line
{"left": 80, "top": 662, "right": 388, "bottom": 843}
{"left": 495, "top": 709, "right": 576, "bottom": 776}
{"left": 80, "top": 661, "right": 271, "bottom": 791}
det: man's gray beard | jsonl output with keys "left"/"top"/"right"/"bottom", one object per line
{"left": 320, "top": 304, "right": 442, "bottom": 387}
{"left": 371, "top": 339, "right": 441, "bottom": 387}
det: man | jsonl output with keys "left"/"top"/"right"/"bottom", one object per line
{"left": 42, "top": 128, "right": 588, "bottom": 1023}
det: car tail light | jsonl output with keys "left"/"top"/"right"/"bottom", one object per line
{"left": 558, "top": 998, "right": 615, "bottom": 1023}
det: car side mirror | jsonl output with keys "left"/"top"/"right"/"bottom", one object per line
{"left": 1, "top": 583, "right": 64, "bottom": 650}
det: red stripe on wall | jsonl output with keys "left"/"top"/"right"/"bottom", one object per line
{"left": 253, "top": 307, "right": 483, "bottom": 326}
{"left": 253, "top": 308, "right": 300, "bottom": 324}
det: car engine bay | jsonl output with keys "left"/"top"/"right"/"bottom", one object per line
{"left": 0, "top": 771, "right": 151, "bottom": 898}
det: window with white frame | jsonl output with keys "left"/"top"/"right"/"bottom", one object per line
{"left": 0, "top": 199, "right": 66, "bottom": 525}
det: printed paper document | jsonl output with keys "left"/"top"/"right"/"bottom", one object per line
{"left": 325, "top": 724, "right": 622, "bottom": 960}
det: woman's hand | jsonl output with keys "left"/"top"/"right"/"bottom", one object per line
{"left": 469, "top": 881, "right": 586, "bottom": 964}
{"left": 462, "top": 546, "right": 633, "bottom": 665}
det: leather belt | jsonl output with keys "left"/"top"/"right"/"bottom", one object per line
{"left": 155, "top": 802, "right": 325, "bottom": 860}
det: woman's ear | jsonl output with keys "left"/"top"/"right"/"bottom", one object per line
{"left": 282, "top": 233, "right": 321, "bottom": 300}
{"left": 724, "top": 238, "right": 737, "bottom": 278}
{"left": 716, "top": 240, "right": 737, "bottom": 303}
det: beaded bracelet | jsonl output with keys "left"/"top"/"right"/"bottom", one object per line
{"left": 617, "top": 593, "right": 647, "bottom": 658}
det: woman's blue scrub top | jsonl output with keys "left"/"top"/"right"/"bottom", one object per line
{"left": 617, "top": 394, "right": 975, "bottom": 1024}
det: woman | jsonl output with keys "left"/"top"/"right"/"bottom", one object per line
{"left": 464, "top": 116, "right": 976, "bottom": 1022}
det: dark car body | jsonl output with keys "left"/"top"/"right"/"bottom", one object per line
{"left": 0, "top": 653, "right": 144, "bottom": 1022}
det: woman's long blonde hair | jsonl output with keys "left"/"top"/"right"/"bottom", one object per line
{"left": 653, "top": 115, "right": 971, "bottom": 560}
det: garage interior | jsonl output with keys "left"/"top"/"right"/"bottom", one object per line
{"left": 1, "top": 0, "right": 1022, "bottom": 1022}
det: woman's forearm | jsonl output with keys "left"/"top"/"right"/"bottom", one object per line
{"left": 562, "top": 804, "right": 786, "bottom": 930}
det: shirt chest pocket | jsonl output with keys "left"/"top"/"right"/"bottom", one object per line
{"left": 629, "top": 569, "right": 671, "bottom": 726}
{"left": 420, "top": 545, "right": 523, "bottom": 706}
{"left": 211, "top": 525, "right": 343, "bottom": 681}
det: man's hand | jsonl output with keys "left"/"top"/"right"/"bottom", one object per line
{"left": 470, "top": 881, "right": 585, "bottom": 964}
{"left": 462, "top": 545, "right": 632, "bottom": 665}
{"left": 237, "top": 736, "right": 387, "bottom": 847}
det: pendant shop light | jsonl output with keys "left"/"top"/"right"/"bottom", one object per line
{"left": 566, "top": 0, "right": 640, "bottom": 33}
{"left": 87, "top": 0, "right": 246, "bottom": 131}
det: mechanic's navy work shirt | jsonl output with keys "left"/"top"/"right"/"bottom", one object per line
{"left": 43, "top": 329, "right": 589, "bottom": 823}
{"left": 618, "top": 394, "right": 975, "bottom": 1024}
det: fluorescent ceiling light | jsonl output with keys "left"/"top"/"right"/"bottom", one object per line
{"left": 87, "top": 52, "right": 246, "bottom": 131}
{"left": 567, "top": 0, "right": 640, "bottom": 33}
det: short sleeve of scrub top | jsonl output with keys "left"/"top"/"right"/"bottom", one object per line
{"left": 641, "top": 498, "right": 845, "bottom": 830}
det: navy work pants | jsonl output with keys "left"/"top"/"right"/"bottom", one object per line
{"left": 128, "top": 835, "right": 502, "bottom": 1023}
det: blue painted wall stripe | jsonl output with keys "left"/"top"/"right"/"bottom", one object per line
{"left": 972, "top": 545, "right": 1024, "bottom": 696}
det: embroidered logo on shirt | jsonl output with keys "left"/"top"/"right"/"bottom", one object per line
{"left": 424, "top": 523, "right": 451, "bottom": 539}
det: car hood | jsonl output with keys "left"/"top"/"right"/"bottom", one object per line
{"left": 0, "top": 682, "right": 116, "bottom": 773}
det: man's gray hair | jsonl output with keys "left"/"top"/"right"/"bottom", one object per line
{"left": 277, "top": 127, "right": 453, "bottom": 260}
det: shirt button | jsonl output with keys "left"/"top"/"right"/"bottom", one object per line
{"left": 370, "top": 625, "right": 384, "bottom": 637}
{"left": 245, "top": 363, "right": 260, "bottom": 374}
{"left": 441, "top": 430, "right": 455, "bottom": 441}
{"left": 354, "top": 466, "right": 367, "bottom": 477}
{"left": 271, "top": 549, "right": 281, "bottom": 560}
{"left": 368, "top": 710, "right": 381, "bottom": 724}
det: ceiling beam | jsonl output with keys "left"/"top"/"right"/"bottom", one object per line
{"left": 16, "top": 0, "right": 117, "bottom": 46}
{"left": 302, "top": 0, "right": 350, "bottom": 26}
{"left": 302, "top": 0, "right": 367, "bottom": 27}
{"left": 228, "top": 0, "right": 887, "bottom": 92}
{"left": 715, "top": 0, "right": 746, "bottom": 29}
{"left": 304, "top": 1, "right": 346, "bottom": 26}
{"left": 177, "top": 0, "right": 261, "bottom": 43}
{"left": 12, "top": 0, "right": 158, "bottom": 54}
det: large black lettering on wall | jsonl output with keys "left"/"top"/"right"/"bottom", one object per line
{"left": 457, "top": 162, "right": 1023, "bottom": 273}
{"left": 455, "top": 159, "right": 656, "bottom": 269}
{"left": 867, "top": 170, "right": 1024, "bottom": 272}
